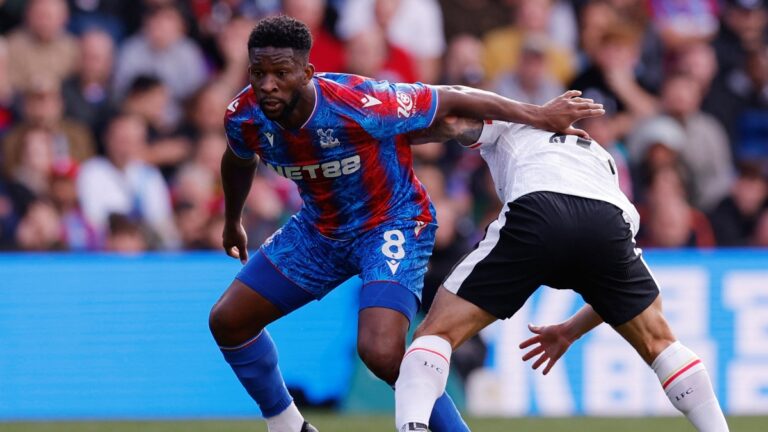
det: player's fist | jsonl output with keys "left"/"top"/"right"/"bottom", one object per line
{"left": 519, "top": 322, "right": 573, "bottom": 375}
{"left": 537, "top": 90, "right": 605, "bottom": 139}
{"left": 222, "top": 221, "right": 249, "bottom": 264}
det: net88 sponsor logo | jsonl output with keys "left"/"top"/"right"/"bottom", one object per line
{"left": 265, "top": 155, "right": 361, "bottom": 180}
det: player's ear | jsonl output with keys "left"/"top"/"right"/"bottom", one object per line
{"left": 303, "top": 62, "right": 315, "bottom": 83}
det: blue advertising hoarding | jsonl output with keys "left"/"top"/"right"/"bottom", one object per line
{"left": 0, "top": 250, "right": 766, "bottom": 419}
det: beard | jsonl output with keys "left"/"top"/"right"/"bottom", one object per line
{"left": 278, "top": 90, "right": 302, "bottom": 121}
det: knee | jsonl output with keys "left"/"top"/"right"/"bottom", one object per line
{"left": 208, "top": 300, "right": 264, "bottom": 346}
{"left": 357, "top": 338, "right": 404, "bottom": 384}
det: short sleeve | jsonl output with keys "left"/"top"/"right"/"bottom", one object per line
{"left": 224, "top": 112, "right": 257, "bottom": 160}
{"left": 363, "top": 81, "right": 439, "bottom": 139}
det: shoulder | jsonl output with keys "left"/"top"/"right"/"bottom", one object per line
{"left": 224, "top": 85, "right": 258, "bottom": 125}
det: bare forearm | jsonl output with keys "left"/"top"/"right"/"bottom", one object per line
{"left": 562, "top": 304, "right": 604, "bottom": 342}
{"left": 436, "top": 85, "right": 540, "bottom": 125}
{"left": 221, "top": 149, "right": 257, "bottom": 224}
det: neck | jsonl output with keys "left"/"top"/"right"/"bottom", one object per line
{"left": 276, "top": 79, "right": 316, "bottom": 129}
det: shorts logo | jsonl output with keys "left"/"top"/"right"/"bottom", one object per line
{"left": 317, "top": 128, "right": 340, "bottom": 148}
{"left": 264, "top": 228, "right": 282, "bottom": 246}
{"left": 396, "top": 91, "right": 414, "bottom": 118}
{"left": 382, "top": 229, "right": 406, "bottom": 275}
{"left": 264, "top": 132, "right": 274, "bottom": 147}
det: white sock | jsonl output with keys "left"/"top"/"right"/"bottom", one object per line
{"left": 395, "top": 335, "right": 452, "bottom": 431}
{"left": 265, "top": 401, "right": 304, "bottom": 432}
{"left": 651, "top": 341, "right": 729, "bottom": 432}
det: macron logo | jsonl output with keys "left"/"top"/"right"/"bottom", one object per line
{"left": 387, "top": 259, "right": 400, "bottom": 275}
{"left": 361, "top": 94, "right": 382, "bottom": 108}
{"left": 264, "top": 132, "right": 274, "bottom": 147}
{"left": 227, "top": 99, "right": 239, "bottom": 113}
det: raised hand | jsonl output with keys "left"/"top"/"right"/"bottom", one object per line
{"left": 537, "top": 90, "right": 605, "bottom": 139}
{"left": 518, "top": 322, "right": 573, "bottom": 375}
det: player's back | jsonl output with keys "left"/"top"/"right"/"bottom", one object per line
{"left": 224, "top": 73, "right": 439, "bottom": 238}
{"left": 477, "top": 122, "right": 640, "bottom": 233}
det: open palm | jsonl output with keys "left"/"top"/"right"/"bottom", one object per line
{"left": 519, "top": 323, "right": 573, "bottom": 375}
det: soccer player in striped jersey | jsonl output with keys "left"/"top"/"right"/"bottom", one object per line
{"left": 395, "top": 118, "right": 729, "bottom": 432}
{"left": 207, "top": 15, "right": 604, "bottom": 432}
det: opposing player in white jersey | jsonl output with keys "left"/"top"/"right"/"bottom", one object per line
{"left": 395, "top": 118, "right": 729, "bottom": 432}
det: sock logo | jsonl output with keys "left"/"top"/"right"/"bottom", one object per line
{"left": 674, "top": 387, "right": 694, "bottom": 401}
{"left": 422, "top": 361, "right": 444, "bottom": 374}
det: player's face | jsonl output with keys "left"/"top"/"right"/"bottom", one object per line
{"left": 248, "top": 47, "right": 312, "bottom": 121}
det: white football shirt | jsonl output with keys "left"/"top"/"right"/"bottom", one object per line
{"left": 471, "top": 120, "right": 640, "bottom": 234}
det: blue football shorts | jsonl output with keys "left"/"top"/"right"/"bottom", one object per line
{"left": 235, "top": 215, "right": 438, "bottom": 321}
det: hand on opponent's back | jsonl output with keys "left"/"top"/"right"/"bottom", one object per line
{"left": 535, "top": 90, "right": 605, "bottom": 140}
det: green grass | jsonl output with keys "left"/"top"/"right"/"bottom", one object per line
{"left": 1, "top": 414, "right": 765, "bottom": 431}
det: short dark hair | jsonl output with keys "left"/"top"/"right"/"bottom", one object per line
{"left": 127, "top": 75, "right": 164, "bottom": 96}
{"left": 247, "top": 15, "right": 312, "bottom": 57}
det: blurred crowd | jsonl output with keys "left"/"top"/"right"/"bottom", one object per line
{"left": 1, "top": 0, "right": 768, "bottom": 258}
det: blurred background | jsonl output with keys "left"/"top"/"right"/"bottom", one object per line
{"left": 0, "top": 0, "right": 767, "bottom": 430}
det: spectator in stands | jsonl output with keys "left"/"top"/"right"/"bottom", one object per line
{"left": 122, "top": 76, "right": 191, "bottom": 174}
{"left": 62, "top": 29, "right": 116, "bottom": 143}
{"left": 113, "top": 4, "right": 208, "bottom": 107}
{"left": 77, "top": 114, "right": 179, "bottom": 249}
{"left": 647, "top": 0, "right": 720, "bottom": 51}
{"left": 493, "top": 34, "right": 565, "bottom": 105}
{"left": 626, "top": 115, "right": 689, "bottom": 203}
{"left": 710, "top": 0, "right": 768, "bottom": 141}
{"left": 637, "top": 166, "right": 716, "bottom": 248}
{"left": 211, "top": 16, "right": 253, "bottom": 96}
{"left": 8, "top": 127, "right": 55, "bottom": 197}
{"left": 104, "top": 213, "right": 149, "bottom": 253}
{"left": 753, "top": 207, "right": 768, "bottom": 246}
{"left": 580, "top": 110, "right": 634, "bottom": 201}
{"left": 190, "top": 0, "right": 277, "bottom": 37}
{"left": 2, "top": 77, "right": 95, "bottom": 178}
{"left": 337, "top": 0, "right": 446, "bottom": 83}
{"left": 284, "top": 0, "right": 346, "bottom": 73}
{"left": 49, "top": 160, "right": 99, "bottom": 250}
{"left": 570, "top": 23, "right": 657, "bottom": 138}
{"left": 439, "top": 0, "right": 512, "bottom": 40}
{"left": 181, "top": 82, "right": 231, "bottom": 142}
{"left": 0, "top": 173, "right": 34, "bottom": 250}
{"left": 14, "top": 199, "right": 64, "bottom": 251}
{"left": 0, "top": 38, "right": 14, "bottom": 136}
{"left": 483, "top": 0, "right": 575, "bottom": 85}
{"left": 658, "top": 72, "right": 734, "bottom": 211}
{"left": 6, "top": 0, "right": 79, "bottom": 92}
{"left": 344, "top": 24, "right": 417, "bottom": 83}
{"left": 440, "top": 34, "right": 486, "bottom": 87}
{"left": 174, "top": 200, "right": 211, "bottom": 250}
{"left": 709, "top": 162, "right": 768, "bottom": 246}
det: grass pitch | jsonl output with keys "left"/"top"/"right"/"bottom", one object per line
{"left": 1, "top": 414, "right": 765, "bottom": 431}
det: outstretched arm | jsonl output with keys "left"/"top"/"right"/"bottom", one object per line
{"left": 221, "top": 147, "right": 258, "bottom": 264}
{"left": 519, "top": 304, "right": 605, "bottom": 375}
{"left": 434, "top": 87, "right": 604, "bottom": 138}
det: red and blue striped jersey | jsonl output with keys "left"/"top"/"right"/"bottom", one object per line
{"left": 224, "top": 73, "right": 438, "bottom": 238}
